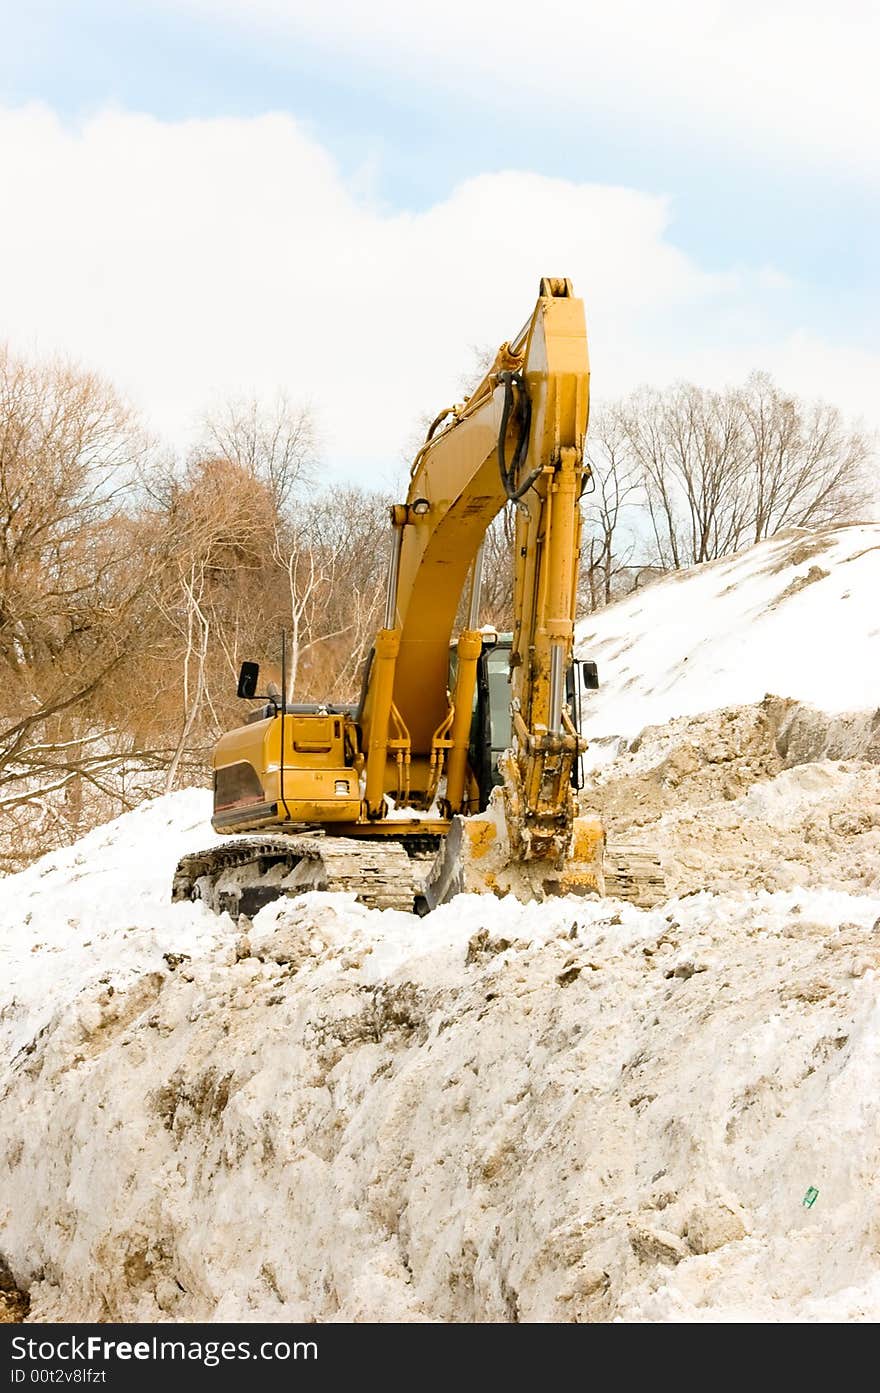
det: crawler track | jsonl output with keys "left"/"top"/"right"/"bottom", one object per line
{"left": 603, "top": 844, "right": 666, "bottom": 908}
{"left": 173, "top": 835, "right": 423, "bottom": 918}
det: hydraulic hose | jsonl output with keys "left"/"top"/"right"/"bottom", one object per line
{"left": 496, "top": 370, "right": 540, "bottom": 501}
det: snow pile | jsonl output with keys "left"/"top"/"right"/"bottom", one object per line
{"left": 1, "top": 787, "right": 880, "bottom": 1322}
{"left": 2, "top": 522, "right": 880, "bottom": 1323}
{"left": 576, "top": 523, "right": 880, "bottom": 754}
{"left": 0, "top": 790, "right": 224, "bottom": 1066}
{"left": 584, "top": 699, "right": 880, "bottom": 901}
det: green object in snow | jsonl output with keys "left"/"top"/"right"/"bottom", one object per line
{"left": 802, "top": 1186, "right": 819, "bottom": 1208}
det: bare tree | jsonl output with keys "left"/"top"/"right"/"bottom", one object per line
{"left": 0, "top": 350, "right": 187, "bottom": 865}
{"left": 146, "top": 453, "right": 280, "bottom": 770}
{"left": 163, "top": 561, "right": 211, "bottom": 794}
{"left": 269, "top": 487, "right": 389, "bottom": 702}
{"left": 618, "top": 384, "right": 746, "bottom": 566}
{"left": 582, "top": 410, "right": 643, "bottom": 607}
{"left": 0, "top": 350, "right": 156, "bottom": 806}
{"left": 303, "top": 487, "right": 388, "bottom": 698}
{"left": 272, "top": 535, "right": 324, "bottom": 701}
{"left": 617, "top": 375, "right": 874, "bottom": 570}
{"left": 478, "top": 507, "right": 516, "bottom": 630}
{"left": 739, "top": 372, "right": 873, "bottom": 541}
{"left": 198, "top": 392, "right": 317, "bottom": 511}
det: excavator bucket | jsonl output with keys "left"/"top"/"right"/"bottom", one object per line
{"left": 422, "top": 790, "right": 606, "bottom": 909}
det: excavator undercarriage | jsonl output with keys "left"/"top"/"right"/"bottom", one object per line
{"left": 172, "top": 818, "right": 662, "bottom": 920}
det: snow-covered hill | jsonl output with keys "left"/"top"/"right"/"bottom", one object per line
{"left": 576, "top": 523, "right": 880, "bottom": 754}
{"left": 1, "top": 523, "right": 879, "bottom": 1324}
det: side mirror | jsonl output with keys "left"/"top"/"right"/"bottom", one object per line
{"left": 582, "top": 660, "right": 599, "bottom": 690}
{"left": 237, "top": 661, "right": 260, "bottom": 700}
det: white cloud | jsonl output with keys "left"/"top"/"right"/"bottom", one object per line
{"left": 661, "top": 332, "right": 880, "bottom": 431}
{"left": 175, "top": 0, "right": 880, "bottom": 180}
{"left": 0, "top": 104, "right": 876, "bottom": 484}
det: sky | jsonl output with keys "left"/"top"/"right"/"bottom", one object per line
{"left": 0, "top": 0, "right": 877, "bottom": 481}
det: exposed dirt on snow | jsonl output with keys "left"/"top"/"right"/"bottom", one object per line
{"left": 587, "top": 697, "right": 880, "bottom": 899}
{"left": 0, "top": 1257, "right": 29, "bottom": 1323}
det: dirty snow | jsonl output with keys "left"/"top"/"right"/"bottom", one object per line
{"left": 1, "top": 806, "right": 879, "bottom": 1323}
{"left": 1, "top": 523, "right": 879, "bottom": 1323}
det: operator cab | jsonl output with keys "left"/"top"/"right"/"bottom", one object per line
{"left": 451, "top": 632, "right": 599, "bottom": 811}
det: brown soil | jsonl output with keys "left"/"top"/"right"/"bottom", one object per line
{"left": 0, "top": 1258, "right": 28, "bottom": 1322}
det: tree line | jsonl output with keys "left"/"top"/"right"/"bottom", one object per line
{"left": 0, "top": 345, "right": 872, "bottom": 865}
{"left": 581, "top": 373, "right": 872, "bottom": 608}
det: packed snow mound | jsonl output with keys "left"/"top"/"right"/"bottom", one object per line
{"left": 2, "top": 788, "right": 880, "bottom": 1322}
{"left": 3, "top": 522, "right": 880, "bottom": 1324}
{"left": 585, "top": 698, "right": 880, "bottom": 900}
{"left": 576, "top": 523, "right": 880, "bottom": 752}
{"left": 0, "top": 789, "right": 222, "bottom": 1064}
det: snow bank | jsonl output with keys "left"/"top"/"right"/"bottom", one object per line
{"left": 1, "top": 789, "right": 880, "bottom": 1322}
{"left": 0, "top": 790, "right": 223, "bottom": 1064}
{"left": 576, "top": 523, "right": 880, "bottom": 751}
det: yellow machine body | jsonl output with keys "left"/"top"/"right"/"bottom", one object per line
{"left": 207, "top": 277, "right": 605, "bottom": 904}
{"left": 212, "top": 713, "right": 362, "bottom": 829}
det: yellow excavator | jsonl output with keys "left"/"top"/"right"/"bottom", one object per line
{"left": 173, "top": 278, "right": 661, "bottom": 917}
